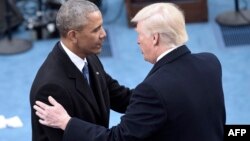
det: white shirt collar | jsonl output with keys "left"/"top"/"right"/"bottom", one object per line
{"left": 60, "top": 41, "right": 87, "bottom": 72}
{"left": 156, "top": 45, "right": 181, "bottom": 62}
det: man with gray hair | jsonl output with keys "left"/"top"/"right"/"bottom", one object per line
{"left": 30, "top": 0, "right": 132, "bottom": 141}
{"left": 34, "top": 2, "right": 226, "bottom": 141}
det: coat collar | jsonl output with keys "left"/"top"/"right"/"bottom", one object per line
{"left": 146, "top": 45, "right": 191, "bottom": 79}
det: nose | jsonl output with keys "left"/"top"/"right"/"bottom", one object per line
{"left": 100, "top": 27, "right": 106, "bottom": 39}
{"left": 137, "top": 38, "right": 140, "bottom": 45}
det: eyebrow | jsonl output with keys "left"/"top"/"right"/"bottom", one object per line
{"left": 92, "top": 24, "right": 102, "bottom": 32}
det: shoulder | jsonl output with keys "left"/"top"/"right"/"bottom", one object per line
{"left": 186, "top": 52, "right": 221, "bottom": 67}
{"left": 194, "top": 52, "right": 219, "bottom": 61}
{"left": 198, "top": 52, "right": 221, "bottom": 65}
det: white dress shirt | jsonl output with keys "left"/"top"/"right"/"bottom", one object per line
{"left": 156, "top": 45, "right": 182, "bottom": 62}
{"left": 60, "top": 41, "right": 87, "bottom": 72}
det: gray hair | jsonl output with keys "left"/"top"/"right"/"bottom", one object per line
{"left": 56, "top": 0, "right": 99, "bottom": 37}
{"left": 132, "top": 3, "right": 188, "bottom": 47}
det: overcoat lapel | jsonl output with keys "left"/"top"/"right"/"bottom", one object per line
{"left": 53, "top": 42, "right": 101, "bottom": 117}
{"left": 87, "top": 57, "right": 109, "bottom": 126}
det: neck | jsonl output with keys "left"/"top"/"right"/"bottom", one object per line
{"left": 61, "top": 38, "right": 87, "bottom": 59}
{"left": 155, "top": 44, "right": 178, "bottom": 63}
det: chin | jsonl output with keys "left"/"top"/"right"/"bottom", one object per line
{"left": 96, "top": 48, "right": 102, "bottom": 54}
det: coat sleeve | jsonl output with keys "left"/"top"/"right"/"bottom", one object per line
{"left": 33, "top": 83, "right": 73, "bottom": 141}
{"left": 63, "top": 83, "right": 167, "bottom": 141}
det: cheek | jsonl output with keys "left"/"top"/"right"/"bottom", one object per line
{"left": 140, "top": 44, "right": 150, "bottom": 57}
{"left": 84, "top": 35, "right": 97, "bottom": 46}
{"left": 142, "top": 40, "right": 151, "bottom": 50}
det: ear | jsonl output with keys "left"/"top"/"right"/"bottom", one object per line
{"left": 67, "top": 30, "right": 77, "bottom": 44}
{"left": 152, "top": 33, "right": 159, "bottom": 46}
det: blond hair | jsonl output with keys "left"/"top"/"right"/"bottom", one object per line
{"left": 132, "top": 3, "right": 188, "bottom": 47}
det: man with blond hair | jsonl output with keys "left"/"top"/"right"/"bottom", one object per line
{"left": 34, "top": 3, "right": 226, "bottom": 141}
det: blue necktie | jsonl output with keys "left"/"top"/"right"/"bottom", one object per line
{"left": 82, "top": 62, "right": 90, "bottom": 84}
